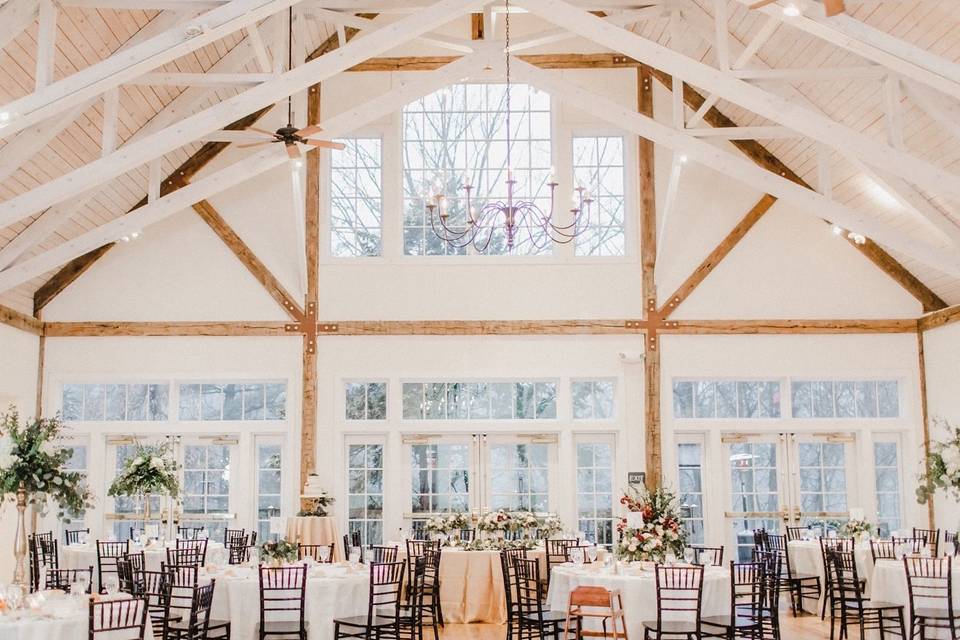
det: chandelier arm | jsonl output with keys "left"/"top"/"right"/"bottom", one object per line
{"left": 429, "top": 209, "right": 477, "bottom": 244}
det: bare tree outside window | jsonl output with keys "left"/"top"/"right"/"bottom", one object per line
{"left": 402, "top": 83, "right": 553, "bottom": 256}
{"left": 330, "top": 138, "right": 383, "bottom": 257}
{"left": 573, "top": 136, "right": 626, "bottom": 256}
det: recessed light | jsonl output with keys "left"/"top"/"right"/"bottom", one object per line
{"left": 782, "top": 3, "right": 802, "bottom": 17}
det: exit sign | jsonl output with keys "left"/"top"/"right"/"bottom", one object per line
{"left": 627, "top": 471, "right": 646, "bottom": 487}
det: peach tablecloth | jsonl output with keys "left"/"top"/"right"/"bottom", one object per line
{"left": 285, "top": 517, "right": 343, "bottom": 561}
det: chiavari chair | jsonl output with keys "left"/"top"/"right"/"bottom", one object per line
{"left": 500, "top": 548, "right": 529, "bottom": 640}
{"left": 825, "top": 549, "right": 905, "bottom": 640}
{"left": 224, "top": 528, "right": 246, "bottom": 546}
{"left": 912, "top": 527, "right": 941, "bottom": 556}
{"left": 567, "top": 544, "right": 594, "bottom": 564}
{"left": 162, "top": 577, "right": 230, "bottom": 640}
{"left": 117, "top": 557, "right": 138, "bottom": 595}
{"left": 397, "top": 556, "right": 432, "bottom": 640}
{"left": 66, "top": 527, "right": 90, "bottom": 545}
{"left": 88, "top": 597, "right": 148, "bottom": 640}
{"left": 690, "top": 546, "right": 724, "bottom": 567}
{"left": 227, "top": 531, "right": 257, "bottom": 565}
{"left": 702, "top": 561, "right": 764, "bottom": 640}
{"left": 163, "top": 562, "right": 200, "bottom": 589}
{"left": 297, "top": 542, "right": 336, "bottom": 563}
{"left": 753, "top": 549, "right": 782, "bottom": 640}
{"left": 946, "top": 531, "right": 959, "bottom": 556}
{"left": 818, "top": 537, "right": 854, "bottom": 620}
{"left": 97, "top": 540, "right": 129, "bottom": 594}
{"left": 786, "top": 526, "right": 806, "bottom": 542}
{"left": 405, "top": 539, "right": 441, "bottom": 604}
{"left": 545, "top": 538, "right": 579, "bottom": 588}
{"left": 891, "top": 537, "right": 926, "bottom": 555}
{"left": 177, "top": 526, "right": 206, "bottom": 540}
{"left": 904, "top": 556, "right": 960, "bottom": 640}
{"left": 642, "top": 564, "right": 704, "bottom": 640}
{"left": 458, "top": 528, "right": 476, "bottom": 542}
{"left": 333, "top": 561, "right": 405, "bottom": 640}
{"left": 870, "top": 540, "right": 897, "bottom": 562}
{"left": 140, "top": 569, "right": 174, "bottom": 636}
{"left": 370, "top": 545, "right": 399, "bottom": 564}
{"left": 29, "top": 535, "right": 59, "bottom": 591}
{"left": 753, "top": 529, "right": 770, "bottom": 552}
{"left": 46, "top": 566, "right": 94, "bottom": 593}
{"left": 168, "top": 539, "right": 208, "bottom": 567}
{"left": 767, "top": 533, "right": 820, "bottom": 616}
{"left": 513, "top": 556, "right": 566, "bottom": 640}
{"left": 258, "top": 564, "right": 309, "bottom": 640}
{"left": 409, "top": 521, "right": 429, "bottom": 541}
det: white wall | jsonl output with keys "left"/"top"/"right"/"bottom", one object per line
{"left": 922, "top": 323, "right": 960, "bottom": 531}
{"left": 0, "top": 324, "right": 40, "bottom": 581}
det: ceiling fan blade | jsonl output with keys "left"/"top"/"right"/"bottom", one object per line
{"left": 296, "top": 124, "right": 325, "bottom": 138}
{"left": 286, "top": 143, "right": 303, "bottom": 160}
{"left": 823, "top": 0, "right": 845, "bottom": 15}
{"left": 304, "top": 139, "right": 347, "bottom": 150}
{"left": 236, "top": 141, "right": 273, "bottom": 149}
{"left": 246, "top": 126, "right": 278, "bottom": 137}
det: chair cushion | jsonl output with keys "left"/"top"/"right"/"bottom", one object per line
{"left": 640, "top": 621, "right": 700, "bottom": 634}
{"left": 255, "top": 621, "right": 310, "bottom": 634}
{"left": 334, "top": 615, "right": 400, "bottom": 629}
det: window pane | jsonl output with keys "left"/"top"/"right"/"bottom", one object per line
{"left": 573, "top": 136, "right": 625, "bottom": 256}
{"left": 331, "top": 138, "right": 383, "bottom": 257}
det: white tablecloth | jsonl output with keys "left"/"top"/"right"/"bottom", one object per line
{"left": 0, "top": 593, "right": 154, "bottom": 640}
{"left": 62, "top": 542, "right": 226, "bottom": 583}
{"left": 206, "top": 565, "right": 368, "bottom": 640}
{"left": 787, "top": 539, "right": 876, "bottom": 612}
{"left": 396, "top": 547, "right": 546, "bottom": 624}
{"left": 547, "top": 564, "right": 731, "bottom": 640}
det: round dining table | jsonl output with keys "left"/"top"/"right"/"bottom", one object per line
{"left": 0, "top": 591, "right": 154, "bottom": 640}
{"left": 203, "top": 563, "right": 369, "bottom": 640}
{"left": 61, "top": 541, "right": 226, "bottom": 583}
{"left": 787, "top": 539, "right": 876, "bottom": 613}
{"left": 547, "top": 563, "right": 731, "bottom": 639}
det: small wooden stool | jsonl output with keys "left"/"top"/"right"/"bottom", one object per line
{"left": 563, "top": 585, "right": 628, "bottom": 640}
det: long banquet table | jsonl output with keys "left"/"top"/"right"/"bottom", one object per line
{"left": 546, "top": 563, "right": 731, "bottom": 639}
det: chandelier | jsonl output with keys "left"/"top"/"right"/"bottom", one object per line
{"left": 425, "top": 0, "right": 592, "bottom": 253}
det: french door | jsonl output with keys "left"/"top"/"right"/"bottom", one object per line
{"left": 723, "top": 432, "right": 857, "bottom": 561}
{"left": 105, "top": 434, "right": 239, "bottom": 541}
{"left": 404, "top": 433, "right": 557, "bottom": 525}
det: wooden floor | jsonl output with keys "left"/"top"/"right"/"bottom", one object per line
{"left": 438, "top": 614, "right": 831, "bottom": 640}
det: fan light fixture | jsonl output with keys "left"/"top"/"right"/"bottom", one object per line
{"left": 424, "top": 0, "right": 592, "bottom": 253}
{"left": 782, "top": 3, "right": 802, "bottom": 17}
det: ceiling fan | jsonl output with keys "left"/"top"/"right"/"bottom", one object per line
{"left": 748, "top": 0, "right": 845, "bottom": 16}
{"left": 205, "top": 7, "right": 345, "bottom": 160}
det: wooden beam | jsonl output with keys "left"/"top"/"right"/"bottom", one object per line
{"left": 43, "top": 321, "right": 290, "bottom": 337}
{"left": 663, "top": 319, "right": 918, "bottom": 334}
{"left": 637, "top": 64, "right": 662, "bottom": 490}
{"left": 660, "top": 194, "right": 778, "bottom": 316}
{"left": 823, "top": 0, "right": 846, "bottom": 15}
{"left": 324, "top": 320, "right": 645, "bottom": 335}
{"left": 649, "top": 69, "right": 948, "bottom": 314}
{"left": 191, "top": 200, "right": 304, "bottom": 319}
{"left": 917, "top": 329, "right": 936, "bottom": 529}
{"left": 0, "top": 304, "right": 44, "bottom": 335}
{"left": 31, "top": 108, "right": 272, "bottom": 315}
{"left": 918, "top": 304, "right": 960, "bottom": 332}
{"left": 347, "top": 52, "right": 640, "bottom": 72}
{"left": 471, "top": 12, "right": 483, "bottom": 40}
{"left": 35, "top": 310, "right": 45, "bottom": 418}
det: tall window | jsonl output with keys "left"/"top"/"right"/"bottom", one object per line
{"left": 330, "top": 138, "right": 383, "bottom": 257}
{"left": 576, "top": 442, "right": 614, "bottom": 547}
{"left": 409, "top": 443, "right": 470, "bottom": 514}
{"left": 874, "top": 440, "right": 902, "bottom": 536}
{"left": 572, "top": 136, "right": 625, "bottom": 256}
{"left": 256, "top": 441, "right": 282, "bottom": 542}
{"left": 402, "top": 83, "right": 553, "bottom": 256}
{"left": 797, "top": 442, "right": 848, "bottom": 529}
{"left": 182, "top": 443, "right": 231, "bottom": 542}
{"left": 112, "top": 444, "right": 163, "bottom": 540}
{"left": 677, "top": 443, "right": 705, "bottom": 544}
{"left": 347, "top": 443, "right": 384, "bottom": 546}
{"left": 489, "top": 443, "right": 549, "bottom": 511}
{"left": 62, "top": 443, "right": 88, "bottom": 526}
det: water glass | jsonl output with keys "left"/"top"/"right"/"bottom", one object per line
{"left": 587, "top": 546, "right": 599, "bottom": 564}
{"left": 571, "top": 548, "right": 584, "bottom": 567}
{"left": 665, "top": 551, "right": 677, "bottom": 566}
{"left": 683, "top": 547, "right": 696, "bottom": 565}
{"left": 103, "top": 574, "right": 120, "bottom": 597}
{"left": 78, "top": 531, "right": 88, "bottom": 545}
{"left": 319, "top": 546, "right": 331, "bottom": 563}
{"left": 348, "top": 547, "right": 361, "bottom": 565}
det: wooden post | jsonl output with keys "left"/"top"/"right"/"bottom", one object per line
{"left": 35, "top": 310, "right": 44, "bottom": 419}
{"left": 300, "top": 81, "right": 322, "bottom": 500}
{"left": 638, "top": 64, "right": 661, "bottom": 489}
{"left": 471, "top": 13, "right": 483, "bottom": 40}
{"left": 917, "top": 329, "right": 936, "bottom": 528}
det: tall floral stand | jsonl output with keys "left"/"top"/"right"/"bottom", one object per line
{"left": 12, "top": 482, "right": 28, "bottom": 588}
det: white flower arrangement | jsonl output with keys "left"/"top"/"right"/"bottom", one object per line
{"left": 918, "top": 419, "right": 960, "bottom": 504}
{"left": 477, "top": 509, "right": 514, "bottom": 532}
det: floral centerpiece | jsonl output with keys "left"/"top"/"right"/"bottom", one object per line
{"left": 477, "top": 509, "right": 514, "bottom": 537}
{"left": 108, "top": 442, "right": 180, "bottom": 515}
{"left": 512, "top": 511, "right": 540, "bottom": 533}
{"left": 457, "top": 537, "right": 540, "bottom": 552}
{"left": 615, "top": 486, "right": 686, "bottom": 563}
{"left": 425, "top": 512, "right": 471, "bottom": 536}
{"left": 538, "top": 514, "right": 564, "bottom": 537}
{"left": 260, "top": 538, "right": 299, "bottom": 566}
{"left": 840, "top": 518, "right": 873, "bottom": 541}
{"left": 0, "top": 408, "right": 95, "bottom": 587}
{"left": 917, "top": 419, "right": 960, "bottom": 504}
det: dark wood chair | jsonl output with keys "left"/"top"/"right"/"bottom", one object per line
{"left": 224, "top": 528, "right": 247, "bottom": 546}
{"left": 46, "top": 566, "right": 93, "bottom": 593}
{"left": 904, "top": 556, "right": 960, "bottom": 640}
{"left": 163, "top": 562, "right": 200, "bottom": 588}
{"left": 228, "top": 531, "right": 257, "bottom": 565}
{"left": 912, "top": 528, "right": 940, "bottom": 556}
{"left": 370, "top": 545, "right": 399, "bottom": 564}
{"left": 65, "top": 528, "right": 90, "bottom": 545}
{"left": 409, "top": 521, "right": 429, "bottom": 541}
{"left": 397, "top": 555, "right": 434, "bottom": 640}
{"left": 458, "top": 528, "right": 476, "bottom": 542}
{"left": 500, "top": 548, "right": 529, "bottom": 640}
{"left": 786, "top": 526, "right": 806, "bottom": 542}
{"left": 946, "top": 531, "right": 959, "bottom": 556}
{"left": 141, "top": 569, "right": 175, "bottom": 637}
{"left": 892, "top": 537, "right": 926, "bottom": 555}
{"left": 404, "top": 539, "right": 443, "bottom": 626}
{"left": 168, "top": 539, "right": 208, "bottom": 567}
{"left": 641, "top": 564, "right": 704, "bottom": 640}
{"left": 767, "top": 533, "right": 820, "bottom": 615}
{"left": 870, "top": 540, "right": 897, "bottom": 562}
{"left": 258, "top": 564, "right": 309, "bottom": 640}
{"left": 753, "top": 550, "right": 782, "bottom": 640}
{"left": 753, "top": 529, "right": 769, "bottom": 552}
{"left": 29, "top": 535, "right": 58, "bottom": 591}
{"left": 163, "top": 578, "right": 230, "bottom": 640}
{"left": 88, "top": 597, "right": 149, "bottom": 640}
{"left": 298, "top": 543, "right": 336, "bottom": 563}
{"left": 96, "top": 540, "right": 129, "bottom": 594}
{"left": 702, "top": 561, "right": 764, "bottom": 640}
{"left": 117, "top": 557, "right": 139, "bottom": 595}
{"left": 333, "top": 561, "right": 406, "bottom": 640}
{"left": 177, "top": 526, "right": 206, "bottom": 540}
{"left": 690, "top": 545, "right": 724, "bottom": 566}
{"left": 818, "top": 537, "right": 855, "bottom": 620}
{"left": 342, "top": 530, "right": 363, "bottom": 558}
{"left": 826, "top": 549, "right": 905, "bottom": 640}
{"left": 513, "top": 556, "right": 567, "bottom": 640}
{"left": 545, "top": 538, "right": 579, "bottom": 587}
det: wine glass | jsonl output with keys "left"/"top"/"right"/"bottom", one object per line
{"left": 318, "top": 546, "right": 330, "bottom": 563}
{"left": 572, "top": 547, "right": 584, "bottom": 567}
{"left": 78, "top": 531, "right": 88, "bottom": 546}
{"left": 77, "top": 571, "right": 91, "bottom": 596}
{"left": 348, "top": 547, "right": 361, "bottom": 567}
{"left": 103, "top": 574, "right": 120, "bottom": 597}
{"left": 5, "top": 584, "right": 24, "bottom": 610}
{"left": 587, "top": 546, "right": 599, "bottom": 564}
{"left": 683, "top": 547, "right": 696, "bottom": 565}
{"left": 665, "top": 551, "right": 678, "bottom": 566}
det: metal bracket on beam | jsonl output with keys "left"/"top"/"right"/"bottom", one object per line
{"left": 284, "top": 323, "right": 301, "bottom": 332}
{"left": 318, "top": 323, "right": 339, "bottom": 333}
{"left": 625, "top": 320, "right": 643, "bottom": 329}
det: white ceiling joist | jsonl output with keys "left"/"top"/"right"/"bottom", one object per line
{"left": 903, "top": 80, "right": 960, "bottom": 144}
{"left": 657, "top": 152, "right": 684, "bottom": 265}
{"left": 0, "top": 52, "right": 494, "bottom": 294}
{"left": 518, "top": 0, "right": 960, "bottom": 205}
{"left": 730, "top": 0, "right": 960, "bottom": 102}
{"left": 507, "top": 58, "right": 960, "bottom": 277}
{"left": 0, "top": 0, "right": 305, "bottom": 138}
{"left": 687, "top": 126, "right": 799, "bottom": 139}
{"left": 129, "top": 72, "right": 277, "bottom": 87}
{"left": 0, "top": 0, "right": 487, "bottom": 231}
{"left": 0, "top": 0, "right": 40, "bottom": 51}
